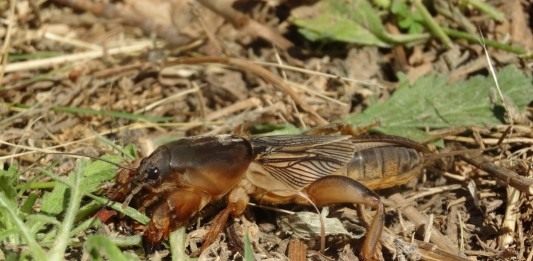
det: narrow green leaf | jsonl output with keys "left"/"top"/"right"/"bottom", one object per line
{"left": 86, "top": 194, "right": 150, "bottom": 224}
{"left": 70, "top": 217, "right": 101, "bottom": 237}
{"left": 170, "top": 227, "right": 189, "bottom": 261}
{"left": 8, "top": 51, "right": 63, "bottom": 62}
{"left": 85, "top": 235, "right": 130, "bottom": 261}
{"left": 75, "top": 200, "right": 103, "bottom": 222}
{"left": 20, "top": 193, "right": 38, "bottom": 214}
{"left": 464, "top": 0, "right": 505, "bottom": 22}
{"left": 443, "top": 28, "right": 526, "bottom": 54}
{"left": 16, "top": 181, "right": 56, "bottom": 191}
{"left": 243, "top": 231, "right": 255, "bottom": 261}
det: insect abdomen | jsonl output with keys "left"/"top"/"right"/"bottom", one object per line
{"left": 345, "top": 146, "right": 423, "bottom": 190}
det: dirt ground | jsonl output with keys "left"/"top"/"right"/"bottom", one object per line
{"left": 0, "top": 1, "right": 532, "bottom": 260}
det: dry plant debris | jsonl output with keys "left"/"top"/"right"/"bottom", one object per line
{"left": 0, "top": 0, "right": 532, "bottom": 260}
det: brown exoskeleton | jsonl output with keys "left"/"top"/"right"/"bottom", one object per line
{"left": 111, "top": 133, "right": 429, "bottom": 260}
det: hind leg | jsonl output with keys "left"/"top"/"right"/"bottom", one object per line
{"left": 297, "top": 175, "right": 384, "bottom": 261}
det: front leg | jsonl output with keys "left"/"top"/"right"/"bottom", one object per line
{"left": 143, "top": 189, "right": 208, "bottom": 254}
{"left": 200, "top": 186, "right": 251, "bottom": 253}
{"left": 298, "top": 175, "right": 384, "bottom": 261}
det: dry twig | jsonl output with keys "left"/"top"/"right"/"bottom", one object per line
{"left": 459, "top": 155, "right": 533, "bottom": 195}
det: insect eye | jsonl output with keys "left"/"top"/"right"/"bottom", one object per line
{"left": 146, "top": 167, "right": 160, "bottom": 180}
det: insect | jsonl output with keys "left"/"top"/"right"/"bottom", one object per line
{"left": 110, "top": 132, "right": 429, "bottom": 260}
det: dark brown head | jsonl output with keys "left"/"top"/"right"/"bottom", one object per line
{"left": 136, "top": 145, "right": 172, "bottom": 186}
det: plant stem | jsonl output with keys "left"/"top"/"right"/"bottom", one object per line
{"left": 412, "top": 0, "right": 453, "bottom": 48}
{"left": 464, "top": 0, "right": 505, "bottom": 22}
{"left": 48, "top": 168, "right": 83, "bottom": 261}
{"left": 443, "top": 28, "right": 526, "bottom": 54}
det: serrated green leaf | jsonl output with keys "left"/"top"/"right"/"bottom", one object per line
{"left": 291, "top": 0, "right": 427, "bottom": 46}
{"left": 345, "top": 65, "right": 532, "bottom": 142}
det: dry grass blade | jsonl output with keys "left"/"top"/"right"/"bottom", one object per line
{"left": 4, "top": 41, "right": 153, "bottom": 73}
{"left": 0, "top": 0, "right": 16, "bottom": 84}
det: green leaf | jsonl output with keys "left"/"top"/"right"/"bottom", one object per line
{"left": 464, "top": 0, "right": 505, "bottom": 22}
{"left": 170, "top": 227, "right": 193, "bottom": 261}
{"left": 123, "top": 144, "right": 138, "bottom": 160}
{"left": 391, "top": 0, "right": 425, "bottom": 34}
{"left": 84, "top": 235, "right": 130, "bottom": 261}
{"left": 0, "top": 164, "right": 19, "bottom": 200}
{"left": 40, "top": 181, "right": 68, "bottom": 215}
{"left": 291, "top": 0, "right": 427, "bottom": 46}
{"left": 82, "top": 155, "right": 122, "bottom": 194}
{"left": 87, "top": 194, "right": 149, "bottom": 224}
{"left": 20, "top": 193, "right": 38, "bottom": 214}
{"left": 243, "top": 231, "right": 255, "bottom": 261}
{"left": 345, "top": 65, "right": 533, "bottom": 142}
